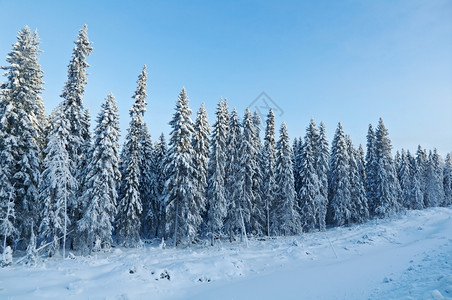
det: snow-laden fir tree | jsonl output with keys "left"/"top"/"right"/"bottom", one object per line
{"left": 0, "top": 26, "right": 45, "bottom": 246}
{"left": 191, "top": 103, "right": 210, "bottom": 239}
{"left": 443, "top": 153, "right": 452, "bottom": 206}
{"left": 327, "top": 123, "right": 352, "bottom": 226}
{"left": 250, "top": 111, "right": 265, "bottom": 236}
{"left": 293, "top": 137, "right": 303, "bottom": 194}
{"left": 407, "top": 151, "right": 424, "bottom": 210}
{"left": 416, "top": 145, "right": 428, "bottom": 206}
{"left": 38, "top": 107, "right": 76, "bottom": 257}
{"left": 261, "top": 109, "right": 277, "bottom": 236}
{"left": 237, "top": 108, "right": 258, "bottom": 237}
{"left": 365, "top": 124, "right": 378, "bottom": 217}
{"left": 60, "top": 24, "right": 93, "bottom": 164}
{"left": 153, "top": 134, "right": 167, "bottom": 238}
{"left": 398, "top": 149, "right": 412, "bottom": 209}
{"left": 224, "top": 108, "right": 243, "bottom": 242}
{"left": 374, "top": 118, "right": 401, "bottom": 218}
{"left": 116, "top": 66, "right": 147, "bottom": 247}
{"left": 272, "top": 122, "right": 300, "bottom": 236}
{"left": 206, "top": 99, "right": 228, "bottom": 245}
{"left": 77, "top": 93, "right": 120, "bottom": 253}
{"left": 298, "top": 131, "right": 319, "bottom": 232}
{"left": 139, "top": 126, "right": 154, "bottom": 239}
{"left": 60, "top": 25, "right": 93, "bottom": 242}
{"left": 424, "top": 149, "right": 445, "bottom": 207}
{"left": 315, "top": 122, "right": 329, "bottom": 231}
{"left": 163, "top": 88, "right": 199, "bottom": 246}
{"left": 346, "top": 136, "right": 369, "bottom": 223}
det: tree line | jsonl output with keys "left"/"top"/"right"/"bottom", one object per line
{"left": 1, "top": 26, "right": 451, "bottom": 264}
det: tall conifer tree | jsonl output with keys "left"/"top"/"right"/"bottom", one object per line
{"left": 116, "top": 66, "right": 147, "bottom": 247}
{"left": 78, "top": 93, "right": 120, "bottom": 253}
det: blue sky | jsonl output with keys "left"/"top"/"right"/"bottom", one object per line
{"left": 1, "top": 0, "right": 451, "bottom": 155}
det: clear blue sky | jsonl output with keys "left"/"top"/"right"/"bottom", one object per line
{"left": 1, "top": 0, "right": 451, "bottom": 155}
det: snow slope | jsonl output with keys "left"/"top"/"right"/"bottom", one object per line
{"left": 1, "top": 207, "right": 451, "bottom": 300}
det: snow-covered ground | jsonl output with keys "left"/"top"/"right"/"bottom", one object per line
{"left": 1, "top": 207, "right": 451, "bottom": 300}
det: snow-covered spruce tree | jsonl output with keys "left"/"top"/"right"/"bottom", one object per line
{"left": 116, "top": 66, "right": 147, "bottom": 247}
{"left": 443, "top": 153, "right": 452, "bottom": 206}
{"left": 374, "top": 118, "right": 401, "bottom": 218}
{"left": 224, "top": 108, "right": 243, "bottom": 242}
{"left": 424, "top": 149, "right": 445, "bottom": 207}
{"left": 293, "top": 137, "right": 303, "bottom": 194}
{"left": 77, "top": 93, "right": 120, "bottom": 253}
{"left": 38, "top": 107, "right": 76, "bottom": 257}
{"left": 192, "top": 103, "right": 210, "bottom": 238}
{"left": 298, "top": 131, "right": 319, "bottom": 232}
{"left": 261, "top": 109, "right": 277, "bottom": 236}
{"left": 416, "top": 145, "right": 428, "bottom": 206}
{"left": 365, "top": 124, "right": 378, "bottom": 217}
{"left": 153, "top": 134, "right": 167, "bottom": 238}
{"left": 398, "top": 149, "right": 412, "bottom": 209}
{"left": 163, "top": 88, "right": 199, "bottom": 246}
{"left": 315, "top": 122, "right": 329, "bottom": 231}
{"left": 327, "top": 123, "right": 352, "bottom": 226}
{"left": 346, "top": 136, "right": 369, "bottom": 224}
{"left": 60, "top": 25, "right": 93, "bottom": 243}
{"left": 206, "top": 99, "right": 228, "bottom": 245}
{"left": 237, "top": 108, "right": 258, "bottom": 238}
{"left": 407, "top": 151, "right": 424, "bottom": 210}
{"left": 0, "top": 26, "right": 45, "bottom": 246}
{"left": 250, "top": 111, "right": 265, "bottom": 236}
{"left": 272, "top": 122, "right": 300, "bottom": 236}
{"left": 139, "top": 126, "right": 154, "bottom": 239}
{"left": 60, "top": 24, "right": 93, "bottom": 164}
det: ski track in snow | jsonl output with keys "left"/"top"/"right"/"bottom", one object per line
{"left": 0, "top": 207, "right": 451, "bottom": 300}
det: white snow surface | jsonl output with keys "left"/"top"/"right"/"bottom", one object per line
{"left": 1, "top": 207, "right": 451, "bottom": 300}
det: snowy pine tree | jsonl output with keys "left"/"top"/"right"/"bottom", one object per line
{"left": 293, "top": 137, "right": 303, "bottom": 194}
{"left": 315, "top": 122, "right": 329, "bottom": 231}
{"left": 163, "top": 88, "right": 199, "bottom": 246}
{"left": 237, "top": 108, "right": 257, "bottom": 238}
{"left": 116, "top": 66, "right": 147, "bottom": 247}
{"left": 0, "top": 26, "right": 45, "bottom": 246}
{"left": 398, "top": 149, "right": 412, "bottom": 209}
{"left": 60, "top": 25, "right": 93, "bottom": 243}
{"left": 250, "top": 111, "right": 265, "bottom": 236}
{"left": 191, "top": 103, "right": 210, "bottom": 239}
{"left": 272, "top": 122, "right": 300, "bottom": 236}
{"left": 139, "top": 126, "right": 155, "bottom": 239}
{"left": 153, "top": 134, "right": 167, "bottom": 238}
{"left": 443, "top": 153, "right": 452, "bottom": 206}
{"left": 261, "top": 109, "right": 277, "bottom": 236}
{"left": 346, "top": 136, "right": 369, "bottom": 223}
{"left": 416, "top": 145, "right": 428, "bottom": 206}
{"left": 38, "top": 107, "right": 76, "bottom": 257}
{"left": 298, "top": 131, "right": 320, "bottom": 232}
{"left": 365, "top": 124, "right": 378, "bottom": 217}
{"left": 407, "top": 151, "right": 424, "bottom": 210}
{"left": 424, "top": 149, "right": 445, "bottom": 207}
{"left": 374, "top": 118, "right": 401, "bottom": 218}
{"left": 60, "top": 24, "right": 93, "bottom": 164}
{"left": 327, "top": 123, "right": 352, "bottom": 226}
{"left": 206, "top": 99, "right": 228, "bottom": 245}
{"left": 77, "top": 93, "right": 120, "bottom": 253}
{"left": 224, "top": 108, "right": 243, "bottom": 242}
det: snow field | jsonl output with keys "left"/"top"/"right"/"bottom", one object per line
{"left": 0, "top": 207, "right": 451, "bottom": 300}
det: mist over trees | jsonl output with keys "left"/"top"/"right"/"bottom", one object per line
{"left": 1, "top": 26, "right": 451, "bottom": 263}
